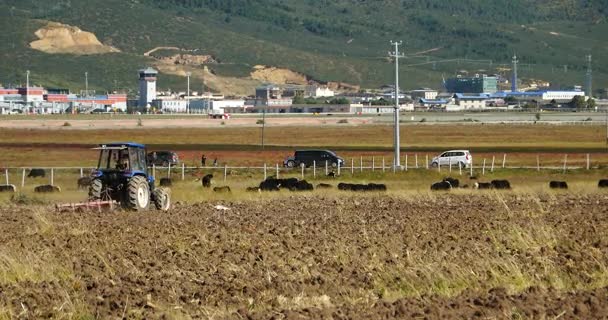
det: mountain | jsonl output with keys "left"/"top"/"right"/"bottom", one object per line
{"left": 0, "top": 0, "right": 607, "bottom": 96}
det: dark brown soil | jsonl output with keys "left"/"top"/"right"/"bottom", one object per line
{"left": 0, "top": 194, "right": 607, "bottom": 319}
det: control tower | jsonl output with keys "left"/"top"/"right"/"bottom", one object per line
{"left": 138, "top": 67, "right": 158, "bottom": 108}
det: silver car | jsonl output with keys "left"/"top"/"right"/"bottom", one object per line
{"left": 430, "top": 150, "right": 472, "bottom": 168}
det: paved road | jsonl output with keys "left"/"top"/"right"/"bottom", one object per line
{"left": 377, "top": 111, "right": 608, "bottom": 123}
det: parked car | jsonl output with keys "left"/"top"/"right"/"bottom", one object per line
{"left": 284, "top": 150, "right": 344, "bottom": 168}
{"left": 430, "top": 150, "right": 472, "bottom": 168}
{"left": 147, "top": 151, "right": 179, "bottom": 167}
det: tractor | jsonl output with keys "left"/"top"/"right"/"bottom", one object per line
{"left": 87, "top": 143, "right": 170, "bottom": 211}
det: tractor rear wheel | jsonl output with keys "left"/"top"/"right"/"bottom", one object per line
{"left": 126, "top": 176, "right": 150, "bottom": 211}
{"left": 88, "top": 178, "right": 103, "bottom": 200}
{"left": 153, "top": 187, "right": 171, "bottom": 211}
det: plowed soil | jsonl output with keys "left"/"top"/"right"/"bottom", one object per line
{"left": 1, "top": 194, "right": 607, "bottom": 319}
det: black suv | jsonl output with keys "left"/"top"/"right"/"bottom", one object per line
{"left": 284, "top": 150, "right": 344, "bottom": 168}
{"left": 147, "top": 151, "right": 179, "bottom": 167}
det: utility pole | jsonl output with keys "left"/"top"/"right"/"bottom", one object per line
{"left": 261, "top": 88, "right": 268, "bottom": 149}
{"left": 586, "top": 55, "right": 592, "bottom": 98}
{"left": 511, "top": 54, "right": 518, "bottom": 92}
{"left": 85, "top": 71, "right": 88, "bottom": 97}
{"left": 26, "top": 70, "right": 30, "bottom": 89}
{"left": 186, "top": 72, "right": 191, "bottom": 114}
{"left": 389, "top": 41, "right": 403, "bottom": 169}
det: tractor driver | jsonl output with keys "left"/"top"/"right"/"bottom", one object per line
{"left": 116, "top": 152, "right": 130, "bottom": 170}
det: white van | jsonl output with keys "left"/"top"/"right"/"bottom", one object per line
{"left": 430, "top": 150, "right": 472, "bottom": 168}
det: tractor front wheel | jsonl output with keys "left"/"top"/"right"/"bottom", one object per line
{"left": 88, "top": 178, "right": 103, "bottom": 201}
{"left": 153, "top": 187, "right": 171, "bottom": 211}
{"left": 126, "top": 176, "right": 150, "bottom": 211}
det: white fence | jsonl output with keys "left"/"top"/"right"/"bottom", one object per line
{"left": 0, "top": 152, "right": 604, "bottom": 189}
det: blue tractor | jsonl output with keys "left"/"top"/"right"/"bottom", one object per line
{"left": 88, "top": 143, "right": 170, "bottom": 211}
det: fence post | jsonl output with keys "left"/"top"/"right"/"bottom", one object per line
{"left": 536, "top": 155, "right": 540, "bottom": 172}
{"left": 168, "top": 163, "right": 171, "bottom": 178}
{"left": 470, "top": 158, "right": 473, "bottom": 177}
{"left": 415, "top": 154, "right": 418, "bottom": 169}
{"left": 337, "top": 162, "right": 341, "bottom": 176}
{"left": 438, "top": 160, "right": 441, "bottom": 172}
{"left": 326, "top": 160, "right": 329, "bottom": 176}
{"left": 482, "top": 159, "right": 486, "bottom": 176}
{"left": 351, "top": 159, "right": 354, "bottom": 175}
{"left": 21, "top": 168, "right": 25, "bottom": 188}
{"left": 360, "top": 156, "right": 363, "bottom": 173}
{"left": 448, "top": 157, "right": 452, "bottom": 173}
{"left": 301, "top": 163, "right": 304, "bottom": 180}
{"left": 382, "top": 157, "right": 385, "bottom": 173}
{"left": 587, "top": 154, "right": 590, "bottom": 170}
{"left": 502, "top": 154, "right": 506, "bottom": 168}
{"left": 80, "top": 167, "right": 83, "bottom": 178}
{"left": 313, "top": 161, "right": 316, "bottom": 178}
{"left": 459, "top": 162, "right": 462, "bottom": 176}
{"left": 426, "top": 154, "right": 429, "bottom": 169}
{"left": 264, "top": 163, "right": 267, "bottom": 180}
{"left": 563, "top": 154, "right": 568, "bottom": 174}
{"left": 4, "top": 169, "right": 8, "bottom": 185}
{"left": 152, "top": 164, "right": 156, "bottom": 178}
{"left": 491, "top": 156, "right": 495, "bottom": 172}
{"left": 372, "top": 157, "right": 375, "bottom": 171}
{"left": 181, "top": 163, "right": 185, "bottom": 180}
{"left": 405, "top": 154, "right": 408, "bottom": 171}
{"left": 51, "top": 168, "right": 54, "bottom": 186}
{"left": 224, "top": 164, "right": 227, "bottom": 182}
{"left": 276, "top": 163, "right": 279, "bottom": 179}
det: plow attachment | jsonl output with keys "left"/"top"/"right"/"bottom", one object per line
{"left": 56, "top": 200, "right": 119, "bottom": 212}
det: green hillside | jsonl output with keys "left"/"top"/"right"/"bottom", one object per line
{"left": 0, "top": 0, "right": 607, "bottom": 95}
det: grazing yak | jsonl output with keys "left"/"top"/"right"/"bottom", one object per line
{"left": 77, "top": 177, "right": 92, "bottom": 189}
{"left": 159, "top": 178, "right": 172, "bottom": 187}
{"left": 327, "top": 171, "right": 336, "bottom": 178}
{"left": 474, "top": 182, "right": 493, "bottom": 189}
{"left": 258, "top": 177, "right": 314, "bottom": 191}
{"left": 34, "top": 185, "right": 61, "bottom": 193}
{"left": 202, "top": 174, "right": 213, "bottom": 188}
{"left": 598, "top": 179, "right": 608, "bottom": 188}
{"left": 443, "top": 177, "right": 460, "bottom": 188}
{"left": 338, "top": 182, "right": 387, "bottom": 192}
{"left": 28, "top": 168, "right": 46, "bottom": 178}
{"left": 0, "top": 184, "right": 16, "bottom": 193}
{"left": 213, "top": 186, "right": 231, "bottom": 193}
{"left": 549, "top": 181, "right": 568, "bottom": 189}
{"left": 431, "top": 181, "right": 452, "bottom": 191}
{"left": 491, "top": 180, "right": 511, "bottom": 190}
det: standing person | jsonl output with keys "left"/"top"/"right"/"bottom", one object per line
{"left": 201, "top": 154, "right": 207, "bottom": 167}
{"left": 213, "top": 158, "right": 218, "bottom": 167}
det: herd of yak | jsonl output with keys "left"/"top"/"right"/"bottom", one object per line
{"left": 2, "top": 168, "right": 608, "bottom": 194}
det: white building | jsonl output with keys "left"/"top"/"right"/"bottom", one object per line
{"left": 305, "top": 85, "right": 335, "bottom": 98}
{"left": 139, "top": 67, "right": 158, "bottom": 108}
{"left": 541, "top": 91, "right": 586, "bottom": 101}
{"left": 190, "top": 99, "right": 245, "bottom": 114}
{"left": 411, "top": 89, "right": 438, "bottom": 100}
{"left": 452, "top": 94, "right": 490, "bottom": 109}
{"left": 151, "top": 99, "right": 187, "bottom": 113}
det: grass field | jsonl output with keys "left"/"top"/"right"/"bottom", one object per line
{"left": 0, "top": 123, "right": 607, "bottom": 167}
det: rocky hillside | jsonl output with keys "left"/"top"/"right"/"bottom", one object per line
{"left": 0, "top": 0, "right": 606, "bottom": 96}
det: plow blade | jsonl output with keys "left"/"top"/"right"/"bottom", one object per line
{"left": 56, "top": 200, "right": 119, "bottom": 212}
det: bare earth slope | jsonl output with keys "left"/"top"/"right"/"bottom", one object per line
{"left": 30, "top": 22, "right": 120, "bottom": 55}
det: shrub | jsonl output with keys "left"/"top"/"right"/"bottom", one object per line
{"left": 419, "top": 118, "right": 427, "bottom": 123}
{"left": 337, "top": 119, "right": 348, "bottom": 124}
{"left": 62, "top": 121, "right": 71, "bottom": 127}
{"left": 137, "top": 118, "right": 143, "bottom": 127}
{"left": 256, "top": 119, "right": 264, "bottom": 125}
{"left": 10, "top": 194, "right": 45, "bottom": 205}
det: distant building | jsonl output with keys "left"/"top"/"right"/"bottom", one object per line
{"left": 139, "top": 67, "right": 158, "bottom": 108}
{"left": 445, "top": 75, "right": 498, "bottom": 94}
{"left": 410, "top": 88, "right": 438, "bottom": 100}
{"left": 452, "top": 93, "right": 491, "bottom": 109}
{"left": 305, "top": 85, "right": 334, "bottom": 98}
{"left": 151, "top": 99, "right": 187, "bottom": 113}
{"left": 253, "top": 85, "right": 293, "bottom": 113}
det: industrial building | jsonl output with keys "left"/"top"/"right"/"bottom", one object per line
{"left": 445, "top": 75, "right": 498, "bottom": 94}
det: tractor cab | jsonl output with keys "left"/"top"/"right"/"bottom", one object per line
{"left": 89, "top": 143, "right": 170, "bottom": 211}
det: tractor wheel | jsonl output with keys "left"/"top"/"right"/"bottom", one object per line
{"left": 153, "top": 187, "right": 171, "bottom": 211}
{"left": 88, "top": 178, "right": 103, "bottom": 200}
{"left": 126, "top": 176, "right": 150, "bottom": 211}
